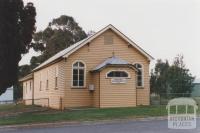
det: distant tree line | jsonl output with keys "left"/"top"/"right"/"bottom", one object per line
{"left": 150, "top": 55, "right": 195, "bottom": 97}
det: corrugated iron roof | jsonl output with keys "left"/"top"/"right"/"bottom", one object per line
{"left": 19, "top": 73, "right": 33, "bottom": 82}
{"left": 33, "top": 37, "right": 90, "bottom": 71}
{"left": 92, "top": 56, "right": 130, "bottom": 71}
{"left": 33, "top": 24, "right": 154, "bottom": 71}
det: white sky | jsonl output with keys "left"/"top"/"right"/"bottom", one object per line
{"left": 21, "top": 0, "right": 200, "bottom": 78}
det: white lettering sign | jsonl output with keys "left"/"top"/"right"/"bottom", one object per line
{"left": 111, "top": 78, "right": 126, "bottom": 84}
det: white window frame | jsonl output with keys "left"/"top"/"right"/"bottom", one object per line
{"left": 71, "top": 60, "right": 86, "bottom": 88}
{"left": 55, "top": 65, "right": 59, "bottom": 89}
{"left": 39, "top": 81, "right": 42, "bottom": 91}
{"left": 30, "top": 81, "right": 32, "bottom": 91}
{"left": 56, "top": 65, "right": 59, "bottom": 77}
{"left": 26, "top": 82, "right": 28, "bottom": 94}
{"left": 46, "top": 79, "right": 49, "bottom": 90}
{"left": 46, "top": 69, "right": 49, "bottom": 90}
{"left": 106, "top": 70, "right": 130, "bottom": 78}
{"left": 39, "top": 72, "right": 42, "bottom": 91}
{"left": 133, "top": 63, "right": 144, "bottom": 88}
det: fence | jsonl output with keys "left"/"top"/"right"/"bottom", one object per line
{"left": 0, "top": 97, "right": 66, "bottom": 110}
{"left": 23, "top": 98, "right": 49, "bottom": 107}
{"left": 0, "top": 98, "right": 49, "bottom": 107}
{"left": 0, "top": 100, "right": 14, "bottom": 105}
{"left": 150, "top": 93, "right": 200, "bottom": 116}
{"left": 151, "top": 93, "right": 200, "bottom": 106}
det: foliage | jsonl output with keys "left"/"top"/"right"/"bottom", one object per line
{"left": 15, "top": 15, "right": 87, "bottom": 99}
{"left": 13, "top": 65, "right": 32, "bottom": 100}
{"left": 30, "top": 15, "right": 87, "bottom": 69}
{"left": 168, "top": 55, "right": 195, "bottom": 95}
{"left": 150, "top": 55, "right": 195, "bottom": 96}
{"left": 0, "top": 0, "right": 36, "bottom": 95}
{"left": 150, "top": 60, "right": 169, "bottom": 94}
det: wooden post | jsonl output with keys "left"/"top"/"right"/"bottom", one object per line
{"left": 60, "top": 97, "right": 63, "bottom": 110}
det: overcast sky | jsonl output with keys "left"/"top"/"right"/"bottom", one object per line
{"left": 21, "top": 0, "right": 200, "bottom": 79}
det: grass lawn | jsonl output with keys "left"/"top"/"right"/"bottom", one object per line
{"left": 0, "top": 104, "right": 48, "bottom": 116}
{"left": 0, "top": 104, "right": 168, "bottom": 125}
{"left": 0, "top": 104, "right": 43, "bottom": 112}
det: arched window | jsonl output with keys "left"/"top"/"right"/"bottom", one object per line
{"left": 72, "top": 61, "right": 85, "bottom": 87}
{"left": 107, "top": 71, "right": 129, "bottom": 78}
{"left": 134, "top": 63, "right": 143, "bottom": 87}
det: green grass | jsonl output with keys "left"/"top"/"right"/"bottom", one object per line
{"left": 0, "top": 104, "right": 48, "bottom": 115}
{"left": 0, "top": 104, "right": 35, "bottom": 112}
{"left": 0, "top": 105, "right": 168, "bottom": 125}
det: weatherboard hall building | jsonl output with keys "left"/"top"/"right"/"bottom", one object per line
{"left": 20, "top": 25, "right": 153, "bottom": 109}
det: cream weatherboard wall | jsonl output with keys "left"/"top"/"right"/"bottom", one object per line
{"left": 62, "top": 29, "right": 150, "bottom": 108}
{"left": 99, "top": 67, "right": 136, "bottom": 108}
{"left": 22, "top": 28, "right": 150, "bottom": 109}
{"left": 23, "top": 79, "right": 33, "bottom": 105}
{"left": 33, "top": 60, "right": 66, "bottom": 109}
{"left": 91, "top": 72, "right": 100, "bottom": 107}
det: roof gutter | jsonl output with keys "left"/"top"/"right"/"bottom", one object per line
{"left": 32, "top": 57, "right": 64, "bottom": 72}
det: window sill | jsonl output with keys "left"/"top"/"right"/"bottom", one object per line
{"left": 136, "top": 86, "right": 144, "bottom": 89}
{"left": 71, "top": 86, "right": 86, "bottom": 89}
{"left": 106, "top": 77, "right": 131, "bottom": 79}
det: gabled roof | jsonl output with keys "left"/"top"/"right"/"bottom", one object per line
{"left": 19, "top": 73, "right": 33, "bottom": 82}
{"left": 34, "top": 24, "right": 154, "bottom": 71}
{"left": 33, "top": 37, "right": 89, "bottom": 71}
{"left": 92, "top": 56, "right": 130, "bottom": 71}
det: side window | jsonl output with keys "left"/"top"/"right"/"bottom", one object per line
{"left": 134, "top": 63, "right": 143, "bottom": 87}
{"left": 72, "top": 61, "right": 85, "bottom": 87}
{"left": 107, "top": 71, "right": 129, "bottom": 78}
{"left": 55, "top": 65, "right": 58, "bottom": 89}
{"left": 55, "top": 77, "right": 58, "bottom": 88}
{"left": 30, "top": 81, "right": 32, "bottom": 91}
{"left": 39, "top": 72, "right": 42, "bottom": 91}
{"left": 39, "top": 81, "right": 42, "bottom": 91}
{"left": 46, "top": 70, "right": 49, "bottom": 90}
{"left": 25, "top": 82, "right": 27, "bottom": 94}
{"left": 46, "top": 79, "right": 49, "bottom": 90}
